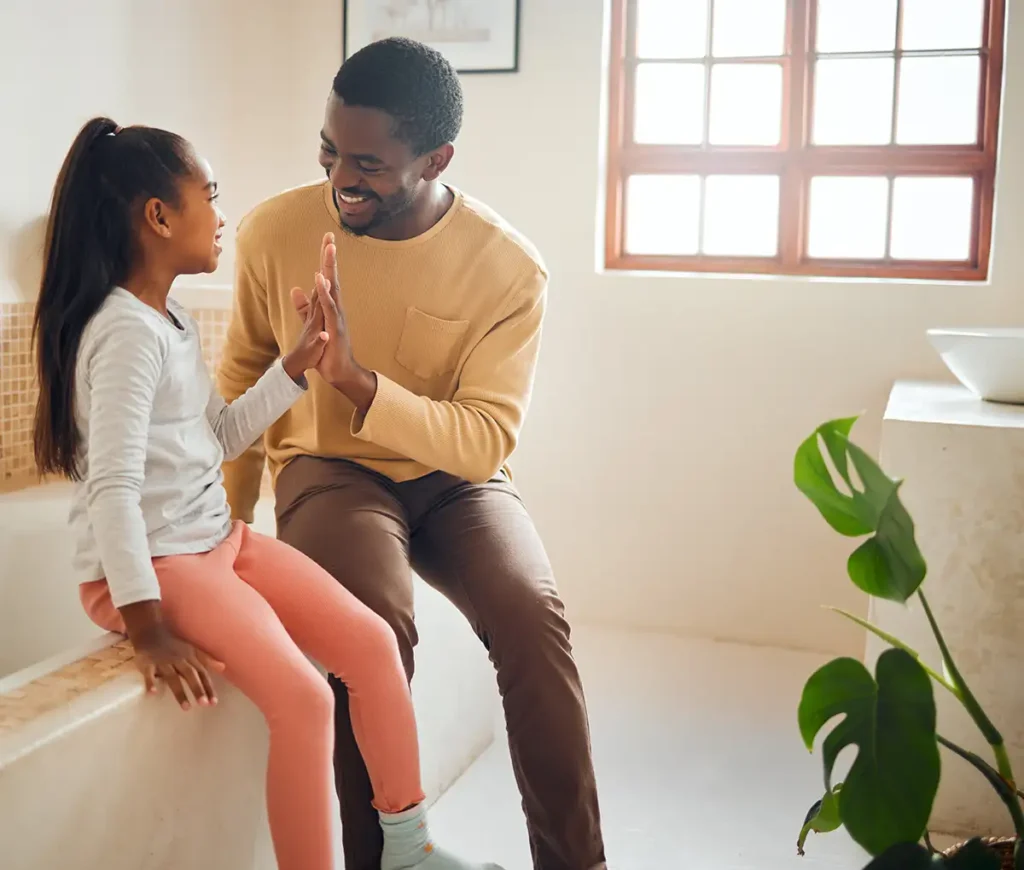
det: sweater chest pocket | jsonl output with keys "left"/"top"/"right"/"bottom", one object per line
{"left": 394, "top": 307, "right": 470, "bottom": 381}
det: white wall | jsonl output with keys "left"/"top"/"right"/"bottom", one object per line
{"left": 456, "top": 0, "right": 1024, "bottom": 655}
{"left": 0, "top": 0, "right": 341, "bottom": 303}
{"left": 3, "top": 0, "right": 1021, "bottom": 655}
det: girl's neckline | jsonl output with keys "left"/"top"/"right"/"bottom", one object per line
{"left": 112, "top": 287, "right": 188, "bottom": 334}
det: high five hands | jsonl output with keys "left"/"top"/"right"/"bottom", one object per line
{"left": 288, "top": 233, "right": 378, "bottom": 415}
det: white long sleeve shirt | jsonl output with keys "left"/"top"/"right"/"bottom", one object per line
{"left": 69, "top": 288, "right": 305, "bottom": 608}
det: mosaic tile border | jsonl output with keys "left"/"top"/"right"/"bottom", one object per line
{"left": 0, "top": 640, "right": 135, "bottom": 731}
{"left": 0, "top": 640, "right": 137, "bottom": 768}
{"left": 0, "top": 303, "right": 35, "bottom": 486}
{"left": 0, "top": 303, "right": 235, "bottom": 490}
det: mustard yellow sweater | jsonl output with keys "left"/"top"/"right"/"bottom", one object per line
{"left": 218, "top": 181, "right": 547, "bottom": 523}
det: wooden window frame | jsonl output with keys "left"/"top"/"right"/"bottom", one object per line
{"left": 604, "top": 0, "right": 1006, "bottom": 281}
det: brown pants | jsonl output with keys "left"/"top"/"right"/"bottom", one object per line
{"left": 275, "top": 457, "right": 606, "bottom": 870}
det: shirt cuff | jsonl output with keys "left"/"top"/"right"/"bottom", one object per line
{"left": 109, "top": 585, "right": 162, "bottom": 610}
{"left": 270, "top": 357, "right": 309, "bottom": 397}
{"left": 351, "top": 372, "right": 405, "bottom": 444}
{"left": 106, "top": 570, "right": 162, "bottom": 610}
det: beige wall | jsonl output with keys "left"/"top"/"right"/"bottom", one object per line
{"left": 3, "top": 1, "right": 1021, "bottom": 654}
{"left": 453, "top": 0, "right": 1024, "bottom": 655}
{"left": 0, "top": 0, "right": 343, "bottom": 303}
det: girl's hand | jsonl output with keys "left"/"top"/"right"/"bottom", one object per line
{"left": 282, "top": 279, "right": 329, "bottom": 384}
{"left": 120, "top": 602, "right": 224, "bottom": 711}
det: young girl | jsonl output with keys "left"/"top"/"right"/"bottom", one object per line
{"left": 33, "top": 117, "right": 501, "bottom": 870}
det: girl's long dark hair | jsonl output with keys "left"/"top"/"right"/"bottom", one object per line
{"left": 33, "top": 117, "right": 193, "bottom": 480}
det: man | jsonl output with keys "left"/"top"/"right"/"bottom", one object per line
{"left": 218, "top": 38, "right": 607, "bottom": 870}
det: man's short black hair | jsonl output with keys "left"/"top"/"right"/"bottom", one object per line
{"left": 333, "top": 38, "right": 464, "bottom": 156}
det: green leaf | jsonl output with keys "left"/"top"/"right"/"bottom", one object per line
{"left": 798, "top": 649, "right": 940, "bottom": 856}
{"left": 862, "top": 839, "right": 1001, "bottom": 869}
{"left": 794, "top": 417, "right": 871, "bottom": 537}
{"left": 794, "top": 417, "right": 927, "bottom": 603}
{"left": 797, "top": 784, "right": 843, "bottom": 855}
{"left": 848, "top": 539, "right": 891, "bottom": 597}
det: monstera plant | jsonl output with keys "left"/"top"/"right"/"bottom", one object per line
{"left": 793, "top": 417, "right": 1023, "bottom": 870}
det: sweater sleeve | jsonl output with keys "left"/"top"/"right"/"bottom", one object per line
{"left": 353, "top": 270, "right": 547, "bottom": 484}
{"left": 218, "top": 238, "right": 281, "bottom": 523}
{"left": 83, "top": 321, "right": 164, "bottom": 608}
{"left": 206, "top": 359, "right": 306, "bottom": 462}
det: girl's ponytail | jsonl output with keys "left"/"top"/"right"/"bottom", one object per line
{"left": 33, "top": 116, "right": 192, "bottom": 479}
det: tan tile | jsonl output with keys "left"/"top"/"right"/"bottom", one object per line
{"left": 0, "top": 641, "right": 136, "bottom": 736}
{"left": 0, "top": 305, "right": 228, "bottom": 486}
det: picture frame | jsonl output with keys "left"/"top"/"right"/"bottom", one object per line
{"left": 343, "top": 0, "right": 521, "bottom": 74}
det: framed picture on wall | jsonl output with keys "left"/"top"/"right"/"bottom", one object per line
{"left": 343, "top": 0, "right": 521, "bottom": 74}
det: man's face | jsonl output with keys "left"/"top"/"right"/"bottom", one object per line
{"left": 318, "top": 94, "right": 430, "bottom": 236}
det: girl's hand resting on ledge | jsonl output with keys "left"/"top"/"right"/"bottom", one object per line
{"left": 119, "top": 601, "right": 225, "bottom": 711}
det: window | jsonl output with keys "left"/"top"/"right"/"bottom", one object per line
{"left": 605, "top": 0, "right": 1006, "bottom": 280}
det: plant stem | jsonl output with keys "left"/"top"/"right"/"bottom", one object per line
{"left": 993, "top": 741, "right": 1016, "bottom": 788}
{"left": 918, "top": 591, "right": 1017, "bottom": 788}
{"left": 827, "top": 606, "right": 958, "bottom": 695}
{"left": 937, "top": 734, "right": 1024, "bottom": 840}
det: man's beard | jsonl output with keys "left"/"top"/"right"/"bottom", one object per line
{"left": 335, "top": 188, "right": 417, "bottom": 237}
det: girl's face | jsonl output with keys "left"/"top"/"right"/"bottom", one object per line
{"left": 151, "top": 154, "right": 226, "bottom": 275}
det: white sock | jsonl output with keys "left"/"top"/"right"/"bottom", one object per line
{"left": 379, "top": 805, "right": 504, "bottom": 870}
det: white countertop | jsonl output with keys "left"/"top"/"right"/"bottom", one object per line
{"left": 885, "top": 380, "right": 1024, "bottom": 429}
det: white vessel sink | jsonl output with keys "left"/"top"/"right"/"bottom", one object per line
{"left": 927, "top": 328, "right": 1024, "bottom": 404}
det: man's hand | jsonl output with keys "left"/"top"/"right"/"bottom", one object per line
{"left": 315, "top": 235, "right": 357, "bottom": 385}
{"left": 304, "top": 232, "right": 377, "bottom": 416}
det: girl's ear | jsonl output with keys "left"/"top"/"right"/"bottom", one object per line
{"left": 143, "top": 197, "right": 173, "bottom": 238}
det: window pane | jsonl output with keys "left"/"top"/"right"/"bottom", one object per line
{"left": 711, "top": 0, "right": 786, "bottom": 58}
{"left": 703, "top": 175, "right": 780, "bottom": 256}
{"left": 902, "top": 0, "right": 985, "bottom": 50}
{"left": 636, "top": 0, "right": 709, "bottom": 59}
{"left": 813, "top": 58, "right": 895, "bottom": 145}
{"left": 808, "top": 177, "right": 889, "bottom": 259}
{"left": 626, "top": 175, "right": 702, "bottom": 255}
{"left": 634, "top": 63, "right": 706, "bottom": 144}
{"left": 709, "top": 64, "right": 783, "bottom": 145}
{"left": 816, "top": 0, "right": 897, "bottom": 53}
{"left": 896, "top": 56, "right": 980, "bottom": 145}
{"left": 891, "top": 177, "right": 974, "bottom": 261}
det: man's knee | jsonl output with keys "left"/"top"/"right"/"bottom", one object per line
{"left": 274, "top": 488, "right": 416, "bottom": 671}
{"left": 489, "top": 574, "right": 573, "bottom": 663}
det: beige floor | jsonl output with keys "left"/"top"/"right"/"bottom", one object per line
{"left": 429, "top": 627, "right": 870, "bottom": 870}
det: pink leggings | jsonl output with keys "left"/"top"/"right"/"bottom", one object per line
{"left": 80, "top": 521, "right": 425, "bottom": 870}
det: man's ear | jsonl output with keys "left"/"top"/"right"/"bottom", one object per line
{"left": 422, "top": 143, "right": 455, "bottom": 181}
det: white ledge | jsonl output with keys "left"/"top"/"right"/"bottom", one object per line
{"left": 884, "top": 380, "right": 1024, "bottom": 430}
{"left": 170, "top": 282, "right": 234, "bottom": 310}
